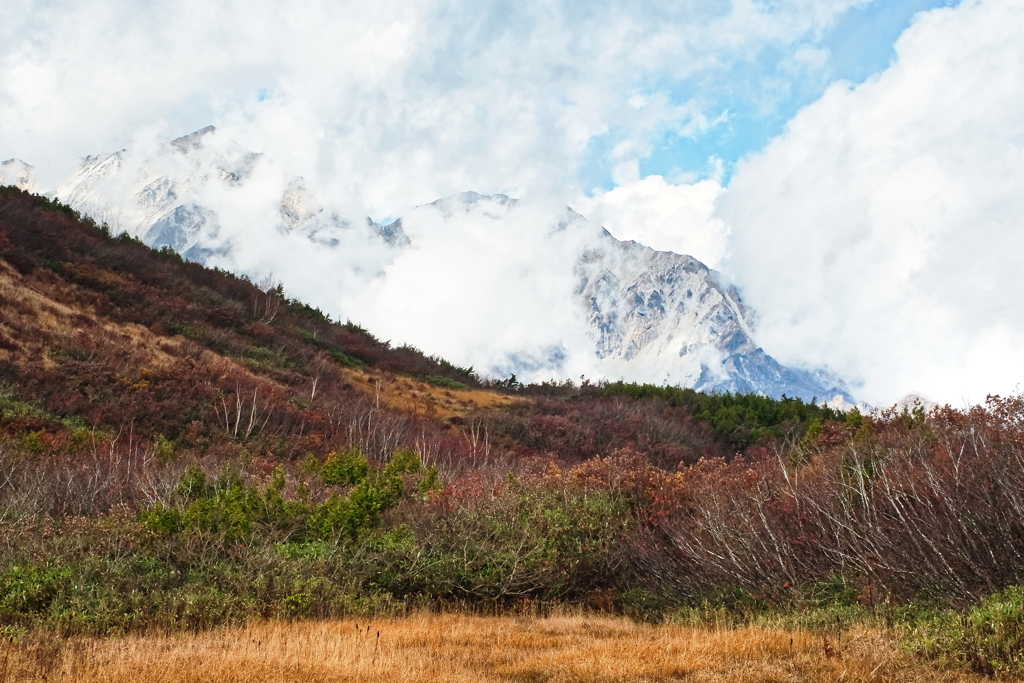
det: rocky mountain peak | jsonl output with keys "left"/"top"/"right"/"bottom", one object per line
{"left": 0, "top": 159, "right": 35, "bottom": 193}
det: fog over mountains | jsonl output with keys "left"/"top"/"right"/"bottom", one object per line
{"left": 3, "top": 127, "right": 853, "bottom": 404}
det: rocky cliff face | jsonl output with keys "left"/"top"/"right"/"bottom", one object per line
{"left": 574, "top": 221, "right": 851, "bottom": 403}
{"left": 43, "top": 127, "right": 853, "bottom": 403}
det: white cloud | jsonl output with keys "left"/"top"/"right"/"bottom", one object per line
{"left": 719, "top": 0, "right": 1024, "bottom": 406}
{"left": 0, "top": 0, "right": 867, "bottom": 213}
{"left": 572, "top": 175, "right": 729, "bottom": 267}
{"left": 341, "top": 194, "right": 607, "bottom": 381}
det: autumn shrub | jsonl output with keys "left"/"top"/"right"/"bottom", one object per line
{"left": 625, "top": 395, "right": 1024, "bottom": 612}
{"left": 382, "top": 463, "right": 633, "bottom": 604}
{"left": 7, "top": 187, "right": 1024, "bottom": 681}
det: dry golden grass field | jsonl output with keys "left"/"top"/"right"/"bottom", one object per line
{"left": 0, "top": 614, "right": 1003, "bottom": 683}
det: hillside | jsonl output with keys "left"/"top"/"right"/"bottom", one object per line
{"left": 1, "top": 187, "right": 1023, "bottom": 678}
{"left": 0, "top": 185, "right": 845, "bottom": 467}
{"left": 33, "top": 128, "right": 855, "bottom": 402}
{"left": 0, "top": 186, "right": 507, "bottom": 459}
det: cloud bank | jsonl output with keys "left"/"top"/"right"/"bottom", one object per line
{"left": 573, "top": 174, "right": 729, "bottom": 268}
{"left": 719, "top": 0, "right": 1024, "bottom": 405}
{"left": 1, "top": 0, "right": 867, "bottom": 215}
{"left": 342, "top": 194, "right": 608, "bottom": 381}
{"left": 5, "top": 0, "right": 1024, "bottom": 406}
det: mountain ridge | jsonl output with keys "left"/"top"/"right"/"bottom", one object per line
{"left": 5, "top": 128, "right": 855, "bottom": 404}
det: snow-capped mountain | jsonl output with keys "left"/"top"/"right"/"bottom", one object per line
{"left": 52, "top": 126, "right": 401, "bottom": 264}
{"left": 0, "top": 159, "right": 35, "bottom": 192}
{"left": 34, "top": 127, "right": 852, "bottom": 403}
{"left": 577, "top": 232, "right": 850, "bottom": 400}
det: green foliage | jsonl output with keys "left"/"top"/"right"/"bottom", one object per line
{"left": 0, "top": 392, "right": 52, "bottom": 428}
{"left": 417, "top": 466, "right": 440, "bottom": 497}
{"left": 383, "top": 449, "right": 421, "bottom": 476}
{"left": 798, "top": 417, "right": 823, "bottom": 453}
{"left": 145, "top": 451, "right": 422, "bottom": 546}
{"left": 346, "top": 474, "right": 404, "bottom": 525}
{"left": 6, "top": 445, "right": 1024, "bottom": 679}
{"left": 421, "top": 374, "right": 470, "bottom": 390}
{"left": 392, "top": 482, "right": 630, "bottom": 603}
{"left": 907, "top": 585, "right": 1024, "bottom": 676}
{"left": 329, "top": 349, "right": 366, "bottom": 368}
{"left": 287, "top": 300, "right": 332, "bottom": 324}
{"left": 155, "top": 245, "right": 184, "bottom": 264}
{"left": 18, "top": 430, "right": 46, "bottom": 455}
{"left": 67, "top": 426, "right": 94, "bottom": 452}
{"left": 175, "top": 464, "right": 209, "bottom": 501}
{"left": 305, "top": 495, "right": 358, "bottom": 540}
{"left": 140, "top": 504, "right": 183, "bottom": 535}
{"left": 179, "top": 485, "right": 257, "bottom": 541}
{"left": 320, "top": 448, "right": 370, "bottom": 487}
{"left": 242, "top": 345, "right": 289, "bottom": 370}
{"left": 901, "top": 400, "right": 927, "bottom": 428}
{"left": 307, "top": 461, "right": 409, "bottom": 540}
{"left": 433, "top": 357, "right": 479, "bottom": 384}
{"left": 845, "top": 407, "right": 865, "bottom": 429}
{"left": 0, "top": 565, "right": 73, "bottom": 621}
{"left": 115, "top": 232, "right": 146, "bottom": 248}
{"left": 153, "top": 434, "right": 176, "bottom": 463}
{"left": 600, "top": 382, "right": 845, "bottom": 448}
{"left": 492, "top": 374, "right": 521, "bottom": 390}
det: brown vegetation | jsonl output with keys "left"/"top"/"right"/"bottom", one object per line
{"left": 0, "top": 186, "right": 498, "bottom": 467}
{"left": 626, "top": 397, "right": 1024, "bottom": 603}
{"left": 0, "top": 614, "right": 997, "bottom": 683}
{"left": 343, "top": 369, "right": 518, "bottom": 420}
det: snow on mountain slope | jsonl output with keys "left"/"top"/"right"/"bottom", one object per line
{"left": 45, "top": 128, "right": 853, "bottom": 403}
{"left": 55, "top": 127, "right": 249, "bottom": 258}
{"left": 574, "top": 219, "right": 851, "bottom": 402}
{"left": 50, "top": 127, "right": 402, "bottom": 314}
{"left": 0, "top": 159, "right": 35, "bottom": 192}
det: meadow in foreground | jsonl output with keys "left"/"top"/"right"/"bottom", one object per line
{"left": 0, "top": 613, "right": 1002, "bottom": 683}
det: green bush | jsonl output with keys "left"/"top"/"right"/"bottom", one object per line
{"left": 329, "top": 350, "right": 365, "bottom": 368}
{"left": 321, "top": 448, "right": 370, "bottom": 486}
{"left": 143, "top": 452, "right": 422, "bottom": 545}
{"left": 306, "top": 495, "right": 358, "bottom": 539}
{"left": 421, "top": 375, "right": 469, "bottom": 390}
{"left": 417, "top": 466, "right": 440, "bottom": 497}
{"left": 393, "top": 482, "right": 629, "bottom": 603}
{"left": 175, "top": 463, "right": 210, "bottom": 501}
{"left": 0, "top": 565, "right": 73, "bottom": 620}
{"left": 153, "top": 434, "right": 176, "bottom": 462}
{"left": 140, "top": 505, "right": 183, "bottom": 535}
{"left": 599, "top": 381, "right": 845, "bottom": 447}
{"left": 907, "top": 585, "right": 1024, "bottom": 676}
{"left": 384, "top": 449, "right": 422, "bottom": 476}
